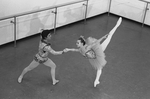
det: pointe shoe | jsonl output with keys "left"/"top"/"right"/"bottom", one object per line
{"left": 53, "top": 80, "right": 59, "bottom": 85}
{"left": 18, "top": 76, "right": 23, "bottom": 83}
{"left": 116, "top": 17, "right": 122, "bottom": 27}
{"left": 94, "top": 80, "right": 100, "bottom": 87}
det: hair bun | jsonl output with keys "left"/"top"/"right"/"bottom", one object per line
{"left": 80, "top": 35, "right": 84, "bottom": 38}
{"left": 41, "top": 29, "right": 44, "bottom": 31}
{"left": 80, "top": 35, "right": 85, "bottom": 41}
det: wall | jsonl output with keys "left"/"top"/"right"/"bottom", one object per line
{"left": 0, "top": 0, "right": 109, "bottom": 45}
{"left": 110, "top": 0, "right": 150, "bottom": 24}
{"left": 1, "top": 0, "right": 150, "bottom": 46}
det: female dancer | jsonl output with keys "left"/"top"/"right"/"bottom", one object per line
{"left": 65, "top": 17, "right": 122, "bottom": 87}
{"left": 18, "top": 29, "right": 66, "bottom": 85}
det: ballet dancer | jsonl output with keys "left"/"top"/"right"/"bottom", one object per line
{"left": 18, "top": 29, "right": 67, "bottom": 85}
{"left": 65, "top": 17, "right": 122, "bottom": 87}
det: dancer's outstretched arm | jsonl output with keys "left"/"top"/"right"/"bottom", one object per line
{"left": 101, "top": 17, "right": 122, "bottom": 51}
{"left": 45, "top": 46, "right": 64, "bottom": 55}
{"left": 64, "top": 48, "right": 79, "bottom": 52}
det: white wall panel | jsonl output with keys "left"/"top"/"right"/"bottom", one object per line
{"left": 110, "top": 0, "right": 145, "bottom": 23}
{"left": 56, "top": 2, "right": 85, "bottom": 28}
{"left": 1, "top": 0, "right": 150, "bottom": 46}
{"left": 144, "top": 4, "right": 150, "bottom": 25}
{"left": 17, "top": 9, "right": 55, "bottom": 40}
{"left": 86, "top": 0, "right": 109, "bottom": 18}
{"left": 0, "top": 19, "right": 14, "bottom": 45}
{"left": 0, "top": 0, "right": 76, "bottom": 18}
{"left": 0, "top": 0, "right": 109, "bottom": 45}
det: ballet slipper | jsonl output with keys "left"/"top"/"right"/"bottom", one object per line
{"left": 53, "top": 80, "right": 59, "bottom": 85}
{"left": 94, "top": 80, "right": 100, "bottom": 87}
{"left": 18, "top": 76, "right": 23, "bottom": 83}
{"left": 116, "top": 17, "right": 122, "bottom": 27}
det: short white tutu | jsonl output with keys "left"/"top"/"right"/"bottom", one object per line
{"left": 88, "top": 43, "right": 107, "bottom": 70}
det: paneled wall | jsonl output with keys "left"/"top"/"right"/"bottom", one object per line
{"left": 110, "top": 0, "right": 150, "bottom": 24}
{"left": 0, "top": 0, "right": 150, "bottom": 45}
{"left": 0, "top": 0, "right": 109, "bottom": 45}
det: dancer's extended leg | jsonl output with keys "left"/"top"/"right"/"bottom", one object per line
{"left": 93, "top": 17, "right": 122, "bottom": 87}
{"left": 101, "top": 17, "right": 122, "bottom": 51}
{"left": 43, "top": 58, "right": 59, "bottom": 85}
{"left": 18, "top": 60, "right": 39, "bottom": 83}
{"left": 94, "top": 69, "right": 102, "bottom": 87}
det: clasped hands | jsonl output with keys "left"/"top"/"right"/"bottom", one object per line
{"left": 62, "top": 48, "right": 71, "bottom": 53}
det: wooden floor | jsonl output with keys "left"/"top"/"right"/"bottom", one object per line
{"left": 0, "top": 13, "right": 150, "bottom": 99}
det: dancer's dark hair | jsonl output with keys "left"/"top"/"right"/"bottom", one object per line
{"left": 41, "top": 29, "right": 54, "bottom": 40}
{"left": 78, "top": 36, "right": 86, "bottom": 45}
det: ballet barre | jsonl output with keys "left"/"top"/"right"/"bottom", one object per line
{"left": 108, "top": 0, "right": 112, "bottom": 16}
{"left": 139, "top": 0, "right": 150, "bottom": 27}
{"left": 0, "top": 0, "right": 88, "bottom": 47}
